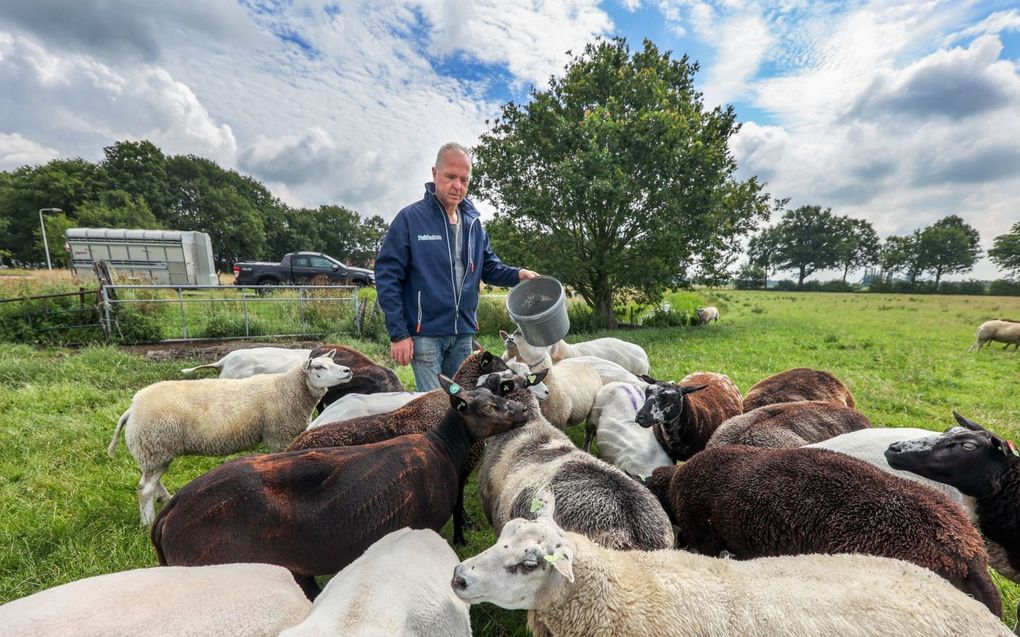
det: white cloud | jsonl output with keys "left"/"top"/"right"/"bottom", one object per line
{"left": 0, "top": 133, "right": 60, "bottom": 170}
{"left": 947, "top": 8, "right": 1020, "bottom": 43}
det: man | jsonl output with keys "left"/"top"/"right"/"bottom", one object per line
{"left": 375, "top": 142, "right": 538, "bottom": 391}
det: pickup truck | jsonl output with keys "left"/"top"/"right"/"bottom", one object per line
{"left": 233, "top": 252, "right": 375, "bottom": 287}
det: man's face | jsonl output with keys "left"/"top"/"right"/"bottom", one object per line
{"left": 432, "top": 150, "right": 471, "bottom": 212}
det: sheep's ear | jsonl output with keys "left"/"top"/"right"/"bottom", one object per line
{"left": 991, "top": 437, "right": 1020, "bottom": 457}
{"left": 440, "top": 374, "right": 468, "bottom": 411}
{"left": 500, "top": 379, "right": 515, "bottom": 394}
{"left": 952, "top": 411, "right": 986, "bottom": 432}
{"left": 681, "top": 383, "right": 709, "bottom": 395}
{"left": 324, "top": 348, "right": 337, "bottom": 359}
{"left": 530, "top": 484, "right": 556, "bottom": 520}
{"left": 544, "top": 546, "right": 574, "bottom": 583}
{"left": 500, "top": 330, "right": 512, "bottom": 341}
{"left": 638, "top": 374, "right": 659, "bottom": 384}
{"left": 528, "top": 369, "right": 549, "bottom": 386}
{"left": 480, "top": 350, "right": 495, "bottom": 365}
{"left": 303, "top": 358, "right": 313, "bottom": 370}
{"left": 472, "top": 338, "right": 483, "bottom": 352}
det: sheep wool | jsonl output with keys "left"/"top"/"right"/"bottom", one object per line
{"left": 706, "top": 400, "right": 871, "bottom": 449}
{"left": 742, "top": 367, "right": 855, "bottom": 412}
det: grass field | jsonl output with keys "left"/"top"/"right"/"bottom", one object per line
{"left": 2, "top": 289, "right": 1019, "bottom": 633}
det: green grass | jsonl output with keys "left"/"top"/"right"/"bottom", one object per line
{"left": 2, "top": 290, "right": 1019, "bottom": 633}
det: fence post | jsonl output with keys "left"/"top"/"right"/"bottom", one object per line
{"left": 299, "top": 288, "right": 306, "bottom": 335}
{"left": 178, "top": 287, "right": 187, "bottom": 339}
{"left": 242, "top": 288, "right": 250, "bottom": 337}
{"left": 354, "top": 289, "right": 362, "bottom": 336}
{"left": 101, "top": 286, "right": 112, "bottom": 337}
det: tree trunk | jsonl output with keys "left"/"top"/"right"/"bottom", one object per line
{"left": 935, "top": 267, "right": 943, "bottom": 287}
{"left": 842, "top": 263, "right": 850, "bottom": 283}
{"left": 591, "top": 273, "right": 618, "bottom": 329}
{"left": 798, "top": 267, "right": 807, "bottom": 289}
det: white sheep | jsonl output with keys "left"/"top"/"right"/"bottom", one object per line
{"left": 501, "top": 329, "right": 650, "bottom": 375}
{"left": 563, "top": 355, "right": 647, "bottom": 388}
{"left": 695, "top": 306, "right": 720, "bottom": 325}
{"left": 0, "top": 563, "right": 311, "bottom": 637}
{"left": 805, "top": 427, "right": 974, "bottom": 517}
{"left": 278, "top": 528, "right": 470, "bottom": 637}
{"left": 180, "top": 346, "right": 313, "bottom": 378}
{"left": 452, "top": 486, "right": 1012, "bottom": 637}
{"left": 534, "top": 356, "right": 603, "bottom": 430}
{"left": 108, "top": 352, "right": 352, "bottom": 526}
{"left": 307, "top": 391, "right": 424, "bottom": 429}
{"left": 968, "top": 319, "right": 1020, "bottom": 352}
{"left": 583, "top": 381, "right": 672, "bottom": 477}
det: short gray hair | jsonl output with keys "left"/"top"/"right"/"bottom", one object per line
{"left": 435, "top": 142, "right": 472, "bottom": 170}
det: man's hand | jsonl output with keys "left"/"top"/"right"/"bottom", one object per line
{"left": 391, "top": 337, "right": 414, "bottom": 366}
{"left": 518, "top": 269, "right": 540, "bottom": 281}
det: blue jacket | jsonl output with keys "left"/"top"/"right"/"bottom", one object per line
{"left": 375, "top": 183, "right": 521, "bottom": 341}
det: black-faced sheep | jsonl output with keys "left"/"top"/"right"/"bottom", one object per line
{"left": 706, "top": 400, "right": 871, "bottom": 449}
{"left": 151, "top": 377, "right": 529, "bottom": 599}
{"left": 309, "top": 343, "right": 404, "bottom": 409}
{"left": 108, "top": 353, "right": 353, "bottom": 526}
{"left": 886, "top": 412, "right": 1020, "bottom": 583}
{"left": 635, "top": 372, "right": 743, "bottom": 461}
{"left": 968, "top": 320, "right": 1020, "bottom": 352}
{"left": 644, "top": 445, "right": 1001, "bottom": 617}
{"left": 741, "top": 367, "right": 855, "bottom": 412}
{"left": 451, "top": 486, "right": 1012, "bottom": 637}
{"left": 582, "top": 381, "right": 672, "bottom": 477}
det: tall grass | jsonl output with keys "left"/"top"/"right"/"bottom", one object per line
{"left": 1, "top": 290, "right": 1018, "bottom": 633}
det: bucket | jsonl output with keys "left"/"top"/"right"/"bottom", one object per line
{"left": 506, "top": 275, "right": 570, "bottom": 347}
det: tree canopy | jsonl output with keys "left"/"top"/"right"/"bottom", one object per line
{"left": 768, "top": 205, "right": 844, "bottom": 288}
{"left": 473, "top": 37, "right": 775, "bottom": 326}
{"left": 989, "top": 222, "right": 1020, "bottom": 279}
{"left": 914, "top": 215, "right": 980, "bottom": 285}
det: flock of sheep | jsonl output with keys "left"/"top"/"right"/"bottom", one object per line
{"left": 2, "top": 317, "right": 1019, "bottom": 636}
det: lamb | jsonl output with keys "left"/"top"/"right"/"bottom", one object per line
{"left": 307, "top": 391, "right": 423, "bottom": 429}
{"left": 180, "top": 346, "right": 312, "bottom": 378}
{"left": 451, "top": 485, "right": 1012, "bottom": 637}
{"left": 635, "top": 372, "right": 743, "bottom": 461}
{"left": 501, "top": 329, "right": 650, "bottom": 375}
{"left": 806, "top": 427, "right": 973, "bottom": 514}
{"left": 968, "top": 320, "right": 1020, "bottom": 352}
{"left": 742, "top": 367, "right": 855, "bottom": 412}
{"left": 0, "top": 563, "right": 311, "bottom": 637}
{"left": 582, "top": 381, "right": 672, "bottom": 477}
{"left": 308, "top": 343, "right": 404, "bottom": 408}
{"left": 644, "top": 445, "right": 1001, "bottom": 616}
{"left": 706, "top": 400, "right": 871, "bottom": 449}
{"left": 886, "top": 411, "right": 1020, "bottom": 583}
{"left": 278, "top": 528, "right": 469, "bottom": 637}
{"left": 108, "top": 352, "right": 353, "bottom": 526}
{"left": 152, "top": 376, "right": 529, "bottom": 599}
{"left": 695, "top": 306, "right": 719, "bottom": 325}
{"left": 535, "top": 357, "right": 603, "bottom": 430}
{"left": 477, "top": 375, "right": 673, "bottom": 552}
{"left": 287, "top": 350, "right": 522, "bottom": 545}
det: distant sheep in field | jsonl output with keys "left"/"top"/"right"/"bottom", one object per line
{"left": 180, "top": 346, "right": 312, "bottom": 378}
{"left": 635, "top": 372, "right": 743, "bottom": 461}
{"left": 742, "top": 367, "right": 855, "bottom": 412}
{"left": 645, "top": 445, "right": 1002, "bottom": 617}
{"left": 109, "top": 353, "right": 352, "bottom": 526}
{"left": 707, "top": 401, "right": 871, "bottom": 449}
{"left": 0, "top": 563, "right": 311, "bottom": 637}
{"left": 968, "top": 320, "right": 1020, "bottom": 352}
{"left": 695, "top": 306, "right": 720, "bottom": 325}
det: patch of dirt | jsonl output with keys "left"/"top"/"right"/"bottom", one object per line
{"left": 120, "top": 339, "right": 323, "bottom": 362}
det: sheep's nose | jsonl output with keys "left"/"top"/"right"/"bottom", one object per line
{"left": 451, "top": 565, "right": 467, "bottom": 590}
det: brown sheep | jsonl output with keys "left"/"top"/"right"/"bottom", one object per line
{"left": 707, "top": 401, "right": 871, "bottom": 449}
{"left": 152, "top": 376, "right": 530, "bottom": 600}
{"left": 635, "top": 372, "right": 743, "bottom": 461}
{"left": 309, "top": 344, "right": 404, "bottom": 410}
{"left": 742, "top": 367, "right": 855, "bottom": 412}
{"left": 644, "top": 445, "right": 1001, "bottom": 617}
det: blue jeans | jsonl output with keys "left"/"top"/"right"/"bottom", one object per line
{"left": 411, "top": 335, "right": 474, "bottom": 392}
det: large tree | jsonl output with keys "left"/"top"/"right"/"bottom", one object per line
{"left": 878, "top": 234, "right": 920, "bottom": 283}
{"left": 915, "top": 215, "right": 980, "bottom": 286}
{"left": 834, "top": 217, "right": 880, "bottom": 283}
{"left": 989, "top": 222, "right": 1020, "bottom": 278}
{"left": 770, "top": 205, "right": 844, "bottom": 288}
{"left": 473, "top": 38, "right": 774, "bottom": 326}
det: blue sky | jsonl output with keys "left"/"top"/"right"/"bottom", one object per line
{"left": 1, "top": 1, "right": 1019, "bottom": 280}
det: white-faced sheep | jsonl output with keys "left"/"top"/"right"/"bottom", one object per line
{"left": 279, "top": 528, "right": 469, "bottom": 637}
{"left": 644, "top": 445, "right": 1001, "bottom": 616}
{"left": 180, "top": 346, "right": 312, "bottom": 378}
{"left": 968, "top": 320, "right": 1020, "bottom": 352}
{"left": 501, "top": 329, "right": 650, "bottom": 375}
{"left": 582, "top": 382, "right": 672, "bottom": 477}
{"left": 308, "top": 344, "right": 405, "bottom": 409}
{"left": 806, "top": 427, "right": 973, "bottom": 515}
{"left": 451, "top": 486, "right": 1011, "bottom": 637}
{"left": 307, "top": 391, "right": 423, "bottom": 429}
{"left": 477, "top": 375, "right": 673, "bottom": 553}
{"left": 0, "top": 563, "right": 311, "bottom": 637}
{"left": 635, "top": 372, "right": 743, "bottom": 461}
{"left": 695, "top": 306, "right": 720, "bottom": 325}
{"left": 108, "top": 352, "right": 353, "bottom": 526}
{"left": 886, "top": 412, "right": 1020, "bottom": 583}
{"left": 533, "top": 357, "right": 603, "bottom": 430}
{"left": 742, "top": 367, "right": 855, "bottom": 412}
{"left": 706, "top": 400, "right": 871, "bottom": 449}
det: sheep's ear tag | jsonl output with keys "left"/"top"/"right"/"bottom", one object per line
{"left": 543, "top": 553, "right": 560, "bottom": 564}
{"left": 530, "top": 497, "right": 544, "bottom": 514}
{"left": 1007, "top": 440, "right": 1019, "bottom": 457}
{"left": 448, "top": 383, "right": 462, "bottom": 395}
{"left": 638, "top": 473, "right": 647, "bottom": 481}
{"left": 528, "top": 374, "right": 538, "bottom": 384}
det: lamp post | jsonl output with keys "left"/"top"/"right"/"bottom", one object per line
{"left": 38, "top": 207, "right": 62, "bottom": 270}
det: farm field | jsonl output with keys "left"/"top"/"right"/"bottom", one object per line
{"left": 1, "top": 289, "right": 1019, "bottom": 634}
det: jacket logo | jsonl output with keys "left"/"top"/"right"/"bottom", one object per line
{"left": 417, "top": 234, "right": 443, "bottom": 241}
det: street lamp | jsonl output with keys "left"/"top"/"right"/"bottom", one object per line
{"left": 38, "top": 207, "right": 62, "bottom": 270}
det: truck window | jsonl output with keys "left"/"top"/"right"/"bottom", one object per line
{"left": 310, "top": 256, "right": 335, "bottom": 269}
{"left": 292, "top": 256, "right": 310, "bottom": 267}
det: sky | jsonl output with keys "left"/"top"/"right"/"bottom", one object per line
{"left": 1, "top": 0, "right": 1019, "bottom": 281}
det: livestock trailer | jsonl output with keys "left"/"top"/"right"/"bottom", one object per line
{"left": 66, "top": 228, "right": 218, "bottom": 285}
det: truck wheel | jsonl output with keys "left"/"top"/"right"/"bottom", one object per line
{"left": 256, "top": 278, "right": 278, "bottom": 295}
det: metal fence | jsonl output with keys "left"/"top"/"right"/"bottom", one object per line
{"left": 100, "top": 283, "right": 363, "bottom": 342}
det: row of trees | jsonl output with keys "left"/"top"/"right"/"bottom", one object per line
{"left": 0, "top": 141, "right": 387, "bottom": 269}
